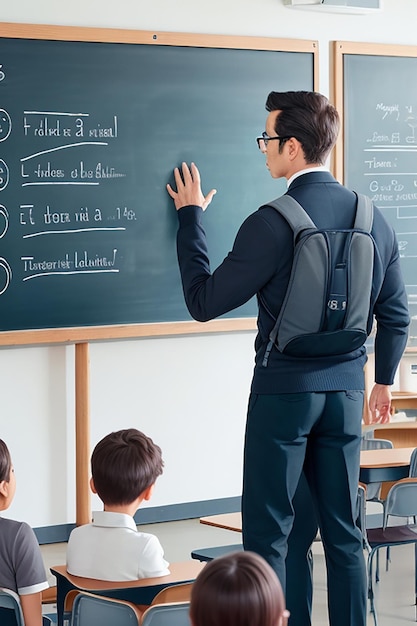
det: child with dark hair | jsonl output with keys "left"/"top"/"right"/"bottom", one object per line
{"left": 190, "top": 551, "right": 289, "bottom": 626}
{"left": 67, "top": 428, "right": 169, "bottom": 581}
{"left": 0, "top": 438, "right": 49, "bottom": 626}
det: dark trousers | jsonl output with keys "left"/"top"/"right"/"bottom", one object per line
{"left": 286, "top": 472, "right": 317, "bottom": 626}
{"left": 242, "top": 391, "right": 367, "bottom": 626}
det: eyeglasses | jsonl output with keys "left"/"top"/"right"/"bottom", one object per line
{"left": 256, "top": 131, "right": 292, "bottom": 151}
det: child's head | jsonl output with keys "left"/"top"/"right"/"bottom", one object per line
{"left": 91, "top": 428, "right": 163, "bottom": 507}
{"left": 0, "top": 439, "right": 16, "bottom": 510}
{"left": 190, "top": 551, "right": 288, "bottom": 626}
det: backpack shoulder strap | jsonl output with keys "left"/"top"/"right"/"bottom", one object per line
{"left": 267, "top": 195, "right": 317, "bottom": 241}
{"left": 353, "top": 193, "right": 374, "bottom": 232}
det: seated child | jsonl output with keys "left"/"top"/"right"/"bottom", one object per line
{"left": 190, "top": 551, "right": 289, "bottom": 626}
{"left": 0, "top": 438, "right": 49, "bottom": 626}
{"left": 67, "top": 428, "right": 169, "bottom": 581}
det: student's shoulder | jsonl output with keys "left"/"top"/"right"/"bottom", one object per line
{"left": 0, "top": 516, "right": 33, "bottom": 538}
{"left": 68, "top": 522, "right": 93, "bottom": 541}
{"left": 133, "top": 530, "right": 163, "bottom": 549}
{"left": 0, "top": 517, "right": 41, "bottom": 558}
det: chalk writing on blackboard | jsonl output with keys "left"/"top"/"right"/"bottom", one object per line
{"left": 0, "top": 108, "right": 138, "bottom": 291}
{"left": 340, "top": 50, "right": 417, "bottom": 344}
{"left": 359, "top": 101, "right": 417, "bottom": 292}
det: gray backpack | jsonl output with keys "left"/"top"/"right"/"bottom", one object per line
{"left": 262, "top": 193, "right": 374, "bottom": 364}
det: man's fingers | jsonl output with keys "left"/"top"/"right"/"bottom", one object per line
{"left": 379, "top": 406, "right": 391, "bottom": 424}
{"left": 370, "top": 404, "right": 391, "bottom": 424}
{"left": 190, "top": 162, "right": 201, "bottom": 184}
{"left": 168, "top": 162, "right": 215, "bottom": 211}
{"left": 202, "top": 189, "right": 217, "bottom": 210}
{"left": 166, "top": 183, "right": 177, "bottom": 200}
{"left": 181, "top": 162, "right": 193, "bottom": 183}
{"left": 173, "top": 166, "right": 185, "bottom": 189}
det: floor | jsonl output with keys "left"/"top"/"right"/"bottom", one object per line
{"left": 41, "top": 517, "right": 416, "bottom": 626}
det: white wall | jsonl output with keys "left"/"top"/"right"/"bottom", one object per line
{"left": 2, "top": 0, "right": 417, "bottom": 527}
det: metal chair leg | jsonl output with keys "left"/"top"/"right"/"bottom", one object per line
{"left": 415, "top": 543, "right": 417, "bottom": 622}
{"left": 368, "top": 549, "right": 379, "bottom": 626}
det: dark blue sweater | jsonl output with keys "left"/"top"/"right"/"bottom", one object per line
{"left": 176, "top": 172, "right": 410, "bottom": 394}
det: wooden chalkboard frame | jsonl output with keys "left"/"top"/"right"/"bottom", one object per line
{"left": 0, "top": 23, "right": 318, "bottom": 346}
{"left": 332, "top": 40, "right": 417, "bottom": 183}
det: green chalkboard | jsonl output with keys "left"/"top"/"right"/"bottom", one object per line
{"left": 333, "top": 41, "right": 417, "bottom": 346}
{"left": 0, "top": 25, "right": 317, "bottom": 342}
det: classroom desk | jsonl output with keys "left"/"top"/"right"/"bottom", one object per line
{"left": 193, "top": 513, "right": 243, "bottom": 562}
{"left": 200, "top": 512, "right": 242, "bottom": 533}
{"left": 51, "top": 561, "right": 204, "bottom": 626}
{"left": 368, "top": 421, "right": 417, "bottom": 448}
{"left": 359, "top": 447, "right": 414, "bottom": 484}
{"left": 195, "top": 449, "right": 414, "bottom": 562}
{"left": 199, "top": 449, "right": 414, "bottom": 532}
{"left": 391, "top": 392, "right": 417, "bottom": 412}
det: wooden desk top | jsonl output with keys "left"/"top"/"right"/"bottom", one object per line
{"left": 360, "top": 447, "right": 414, "bottom": 468}
{"left": 200, "top": 512, "right": 242, "bottom": 533}
{"left": 391, "top": 392, "right": 417, "bottom": 410}
{"left": 51, "top": 560, "right": 204, "bottom": 590}
{"left": 392, "top": 392, "right": 417, "bottom": 399}
{"left": 364, "top": 421, "right": 417, "bottom": 432}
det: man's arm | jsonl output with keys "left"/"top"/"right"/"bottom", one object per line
{"left": 167, "top": 162, "right": 283, "bottom": 322}
{"left": 368, "top": 224, "right": 410, "bottom": 424}
{"left": 372, "top": 228, "right": 410, "bottom": 386}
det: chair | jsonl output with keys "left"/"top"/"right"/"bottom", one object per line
{"left": 384, "top": 446, "right": 417, "bottom": 574}
{"left": 380, "top": 444, "right": 417, "bottom": 574}
{"left": 70, "top": 591, "right": 141, "bottom": 626}
{"left": 409, "top": 446, "right": 417, "bottom": 477}
{"left": 42, "top": 585, "right": 57, "bottom": 604}
{"left": 51, "top": 561, "right": 204, "bottom": 626}
{"left": 360, "top": 437, "right": 395, "bottom": 576}
{"left": 360, "top": 437, "right": 394, "bottom": 450}
{"left": 67, "top": 580, "right": 193, "bottom": 625}
{"left": 358, "top": 478, "right": 417, "bottom": 626}
{"left": 360, "top": 437, "right": 394, "bottom": 501}
{"left": 149, "top": 582, "right": 193, "bottom": 605}
{"left": 0, "top": 589, "right": 24, "bottom": 626}
{"left": 141, "top": 601, "right": 190, "bottom": 626}
{"left": 0, "top": 588, "right": 52, "bottom": 626}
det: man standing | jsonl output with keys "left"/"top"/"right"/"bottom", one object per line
{"left": 167, "top": 91, "right": 409, "bottom": 626}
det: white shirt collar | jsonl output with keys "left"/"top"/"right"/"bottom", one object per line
{"left": 92, "top": 510, "right": 137, "bottom": 531}
{"left": 287, "top": 165, "right": 329, "bottom": 189}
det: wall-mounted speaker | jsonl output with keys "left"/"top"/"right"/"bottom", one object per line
{"left": 283, "top": 0, "right": 382, "bottom": 14}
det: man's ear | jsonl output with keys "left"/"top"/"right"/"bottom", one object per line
{"left": 286, "top": 137, "right": 301, "bottom": 161}
{"left": 142, "top": 483, "right": 155, "bottom": 501}
{"left": 90, "top": 477, "right": 97, "bottom": 494}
